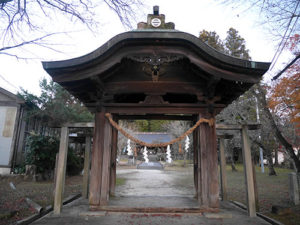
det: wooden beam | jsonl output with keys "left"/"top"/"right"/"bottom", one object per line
{"left": 104, "top": 81, "right": 205, "bottom": 95}
{"left": 102, "top": 103, "right": 224, "bottom": 114}
{"left": 241, "top": 125, "right": 256, "bottom": 217}
{"left": 116, "top": 114, "right": 195, "bottom": 121}
{"left": 100, "top": 118, "right": 112, "bottom": 205}
{"left": 62, "top": 122, "right": 95, "bottom": 128}
{"left": 216, "top": 124, "right": 261, "bottom": 130}
{"left": 110, "top": 125, "right": 118, "bottom": 196}
{"left": 219, "top": 138, "right": 228, "bottom": 201}
{"left": 217, "top": 134, "right": 234, "bottom": 139}
{"left": 91, "top": 206, "right": 219, "bottom": 213}
{"left": 82, "top": 136, "right": 91, "bottom": 199}
{"left": 53, "top": 127, "right": 69, "bottom": 214}
{"left": 56, "top": 122, "right": 260, "bottom": 130}
{"left": 89, "top": 112, "right": 105, "bottom": 206}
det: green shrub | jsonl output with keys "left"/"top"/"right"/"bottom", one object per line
{"left": 25, "top": 133, "right": 82, "bottom": 176}
{"left": 25, "top": 133, "right": 59, "bottom": 173}
{"left": 67, "top": 148, "right": 82, "bottom": 176}
{"left": 13, "top": 163, "right": 26, "bottom": 174}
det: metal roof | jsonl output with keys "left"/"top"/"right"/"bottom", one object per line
{"left": 134, "top": 132, "right": 173, "bottom": 144}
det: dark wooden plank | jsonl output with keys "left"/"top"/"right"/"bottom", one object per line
{"left": 217, "top": 134, "right": 234, "bottom": 139}
{"left": 100, "top": 118, "right": 112, "bottom": 205}
{"left": 104, "top": 81, "right": 204, "bottom": 95}
{"left": 110, "top": 124, "right": 118, "bottom": 196}
{"left": 216, "top": 124, "right": 261, "bottom": 130}
{"left": 90, "top": 206, "right": 219, "bottom": 213}
{"left": 116, "top": 114, "right": 195, "bottom": 121}
{"left": 199, "top": 122, "right": 209, "bottom": 207}
{"left": 193, "top": 125, "right": 198, "bottom": 199}
{"left": 82, "top": 136, "right": 91, "bottom": 199}
{"left": 89, "top": 112, "right": 105, "bottom": 206}
{"left": 102, "top": 103, "right": 224, "bottom": 114}
{"left": 198, "top": 115, "right": 219, "bottom": 208}
{"left": 208, "top": 121, "right": 219, "bottom": 208}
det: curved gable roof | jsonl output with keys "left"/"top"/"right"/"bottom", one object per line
{"left": 42, "top": 29, "right": 270, "bottom": 112}
{"left": 43, "top": 30, "right": 270, "bottom": 84}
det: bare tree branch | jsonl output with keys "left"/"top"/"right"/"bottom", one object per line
{"left": 220, "top": 0, "right": 300, "bottom": 68}
{"left": 251, "top": 84, "right": 300, "bottom": 173}
{"left": 0, "top": 32, "right": 58, "bottom": 52}
{"left": 0, "top": 0, "right": 143, "bottom": 59}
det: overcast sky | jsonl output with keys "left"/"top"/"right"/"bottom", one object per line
{"left": 0, "top": 0, "right": 288, "bottom": 95}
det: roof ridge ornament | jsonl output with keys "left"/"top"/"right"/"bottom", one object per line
{"left": 137, "top": 6, "right": 175, "bottom": 30}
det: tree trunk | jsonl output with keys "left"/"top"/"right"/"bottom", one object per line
{"left": 254, "top": 85, "right": 300, "bottom": 173}
{"left": 231, "top": 153, "right": 237, "bottom": 172}
{"left": 274, "top": 148, "right": 279, "bottom": 166}
{"left": 252, "top": 139, "right": 277, "bottom": 176}
{"left": 266, "top": 153, "right": 277, "bottom": 176}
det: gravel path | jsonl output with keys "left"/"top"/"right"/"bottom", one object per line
{"left": 116, "top": 168, "right": 195, "bottom": 197}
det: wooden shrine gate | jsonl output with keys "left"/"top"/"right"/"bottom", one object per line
{"left": 43, "top": 7, "right": 270, "bottom": 217}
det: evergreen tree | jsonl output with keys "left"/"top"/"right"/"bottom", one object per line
{"left": 199, "top": 29, "right": 225, "bottom": 53}
{"left": 225, "top": 27, "right": 251, "bottom": 60}
{"left": 199, "top": 27, "right": 281, "bottom": 174}
{"left": 199, "top": 27, "right": 251, "bottom": 60}
{"left": 135, "top": 120, "right": 168, "bottom": 132}
{"left": 18, "top": 78, "right": 94, "bottom": 127}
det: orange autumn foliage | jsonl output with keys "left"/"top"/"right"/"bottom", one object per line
{"left": 269, "top": 71, "right": 300, "bottom": 134}
{"left": 269, "top": 34, "right": 300, "bottom": 134}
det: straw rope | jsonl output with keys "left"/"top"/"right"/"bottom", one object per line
{"left": 105, "top": 113, "right": 215, "bottom": 148}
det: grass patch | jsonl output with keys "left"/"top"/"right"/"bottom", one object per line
{"left": 171, "top": 160, "right": 193, "bottom": 167}
{"left": 264, "top": 205, "right": 300, "bottom": 225}
{"left": 225, "top": 163, "right": 298, "bottom": 225}
{"left": 116, "top": 177, "right": 126, "bottom": 186}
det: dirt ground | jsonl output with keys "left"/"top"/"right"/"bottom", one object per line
{"left": 0, "top": 175, "right": 82, "bottom": 225}
{"left": 0, "top": 164, "right": 299, "bottom": 225}
{"left": 225, "top": 164, "right": 300, "bottom": 225}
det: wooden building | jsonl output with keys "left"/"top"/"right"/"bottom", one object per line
{"left": 43, "top": 7, "right": 270, "bottom": 214}
{"left": 0, "top": 87, "right": 24, "bottom": 174}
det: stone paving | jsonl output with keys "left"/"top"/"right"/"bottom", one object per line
{"left": 32, "top": 168, "right": 271, "bottom": 225}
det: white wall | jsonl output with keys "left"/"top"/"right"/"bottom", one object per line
{"left": 0, "top": 106, "right": 17, "bottom": 167}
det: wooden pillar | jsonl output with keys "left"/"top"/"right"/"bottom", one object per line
{"left": 89, "top": 112, "right": 105, "bottom": 207}
{"left": 193, "top": 125, "right": 198, "bottom": 199}
{"left": 82, "top": 136, "right": 91, "bottom": 199}
{"left": 53, "top": 127, "right": 69, "bottom": 214}
{"left": 252, "top": 157, "right": 260, "bottom": 211}
{"left": 241, "top": 125, "right": 256, "bottom": 217}
{"left": 110, "top": 125, "right": 118, "bottom": 196}
{"left": 198, "top": 116, "right": 219, "bottom": 208}
{"left": 219, "top": 138, "right": 228, "bottom": 201}
{"left": 53, "top": 153, "right": 59, "bottom": 196}
{"left": 100, "top": 118, "right": 112, "bottom": 205}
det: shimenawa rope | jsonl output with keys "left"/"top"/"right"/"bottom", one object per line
{"left": 105, "top": 113, "right": 215, "bottom": 148}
